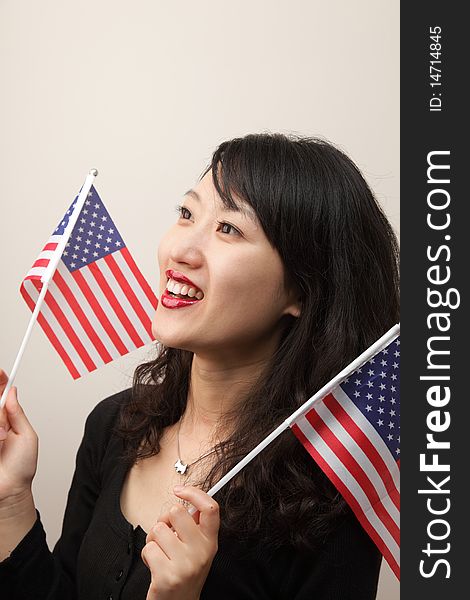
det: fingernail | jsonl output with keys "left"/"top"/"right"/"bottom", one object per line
{"left": 173, "top": 485, "right": 184, "bottom": 493}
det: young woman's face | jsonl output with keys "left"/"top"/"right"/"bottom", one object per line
{"left": 152, "top": 170, "right": 300, "bottom": 360}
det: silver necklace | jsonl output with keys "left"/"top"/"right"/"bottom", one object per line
{"left": 174, "top": 417, "right": 218, "bottom": 476}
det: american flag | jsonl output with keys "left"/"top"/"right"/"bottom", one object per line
{"left": 291, "top": 336, "right": 400, "bottom": 579}
{"left": 20, "top": 186, "right": 158, "bottom": 379}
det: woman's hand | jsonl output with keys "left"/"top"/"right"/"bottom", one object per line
{"left": 0, "top": 369, "right": 39, "bottom": 502}
{"left": 142, "top": 485, "right": 220, "bottom": 600}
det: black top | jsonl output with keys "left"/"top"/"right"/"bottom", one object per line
{"left": 0, "top": 388, "right": 382, "bottom": 599}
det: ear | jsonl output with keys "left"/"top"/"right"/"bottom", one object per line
{"left": 282, "top": 287, "right": 302, "bottom": 318}
{"left": 283, "top": 301, "right": 301, "bottom": 318}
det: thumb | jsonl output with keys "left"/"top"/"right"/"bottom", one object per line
{"left": 0, "top": 369, "right": 8, "bottom": 386}
{"left": 5, "top": 387, "right": 32, "bottom": 435}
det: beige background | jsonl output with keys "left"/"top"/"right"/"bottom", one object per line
{"left": 0, "top": 1, "right": 399, "bottom": 597}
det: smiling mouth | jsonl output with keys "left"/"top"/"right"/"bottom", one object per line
{"left": 165, "top": 276, "right": 204, "bottom": 300}
{"left": 161, "top": 269, "right": 205, "bottom": 309}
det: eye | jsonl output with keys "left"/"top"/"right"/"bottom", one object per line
{"left": 216, "top": 221, "right": 242, "bottom": 237}
{"left": 175, "top": 204, "right": 192, "bottom": 220}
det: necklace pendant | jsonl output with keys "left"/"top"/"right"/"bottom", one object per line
{"left": 174, "top": 459, "right": 188, "bottom": 475}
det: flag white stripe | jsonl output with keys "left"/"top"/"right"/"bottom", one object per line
{"left": 79, "top": 265, "right": 135, "bottom": 350}
{"left": 36, "top": 249, "right": 56, "bottom": 262}
{"left": 113, "top": 251, "right": 156, "bottom": 317}
{"left": 38, "top": 234, "right": 62, "bottom": 248}
{"left": 314, "top": 400, "right": 400, "bottom": 525}
{"left": 22, "top": 279, "right": 88, "bottom": 377}
{"left": 46, "top": 273, "right": 106, "bottom": 368}
{"left": 48, "top": 234, "right": 63, "bottom": 243}
{"left": 56, "top": 262, "right": 121, "bottom": 361}
{"left": 333, "top": 386, "right": 400, "bottom": 490}
{"left": 99, "top": 259, "right": 150, "bottom": 342}
{"left": 24, "top": 235, "right": 63, "bottom": 279}
{"left": 296, "top": 414, "right": 400, "bottom": 566}
{"left": 25, "top": 267, "right": 48, "bottom": 279}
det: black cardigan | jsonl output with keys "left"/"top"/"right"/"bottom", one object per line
{"left": 0, "top": 389, "right": 382, "bottom": 599}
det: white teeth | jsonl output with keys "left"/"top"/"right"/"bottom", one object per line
{"left": 166, "top": 277, "right": 204, "bottom": 300}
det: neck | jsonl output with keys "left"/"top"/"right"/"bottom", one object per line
{"left": 181, "top": 350, "right": 273, "bottom": 438}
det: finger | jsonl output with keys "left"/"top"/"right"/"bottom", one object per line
{"left": 158, "top": 505, "right": 189, "bottom": 528}
{"left": 0, "top": 385, "right": 12, "bottom": 433}
{"left": 157, "top": 509, "right": 172, "bottom": 527}
{"left": 0, "top": 369, "right": 8, "bottom": 388}
{"left": 4, "top": 387, "right": 33, "bottom": 435}
{"left": 173, "top": 486, "right": 220, "bottom": 539}
{"left": 145, "top": 521, "right": 180, "bottom": 560}
{"left": 141, "top": 539, "right": 169, "bottom": 570}
{"left": 0, "top": 370, "right": 9, "bottom": 416}
{"left": 0, "top": 413, "right": 11, "bottom": 435}
{"left": 164, "top": 503, "right": 199, "bottom": 543}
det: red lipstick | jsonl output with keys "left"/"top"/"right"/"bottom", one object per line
{"left": 165, "top": 269, "right": 201, "bottom": 290}
{"left": 162, "top": 269, "right": 204, "bottom": 309}
{"left": 161, "top": 288, "right": 202, "bottom": 309}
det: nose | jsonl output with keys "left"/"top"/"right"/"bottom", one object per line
{"left": 167, "top": 226, "right": 205, "bottom": 269}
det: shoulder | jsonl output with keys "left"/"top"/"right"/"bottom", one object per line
{"left": 80, "top": 387, "right": 132, "bottom": 453}
{"left": 86, "top": 387, "right": 132, "bottom": 428}
{"left": 74, "top": 387, "right": 134, "bottom": 482}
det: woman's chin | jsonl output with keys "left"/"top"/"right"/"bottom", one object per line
{"left": 151, "top": 325, "right": 196, "bottom": 352}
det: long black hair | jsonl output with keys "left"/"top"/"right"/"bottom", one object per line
{"left": 115, "top": 133, "right": 400, "bottom": 551}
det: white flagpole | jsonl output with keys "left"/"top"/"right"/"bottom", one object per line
{"left": 188, "top": 322, "right": 400, "bottom": 514}
{"left": 0, "top": 169, "right": 98, "bottom": 410}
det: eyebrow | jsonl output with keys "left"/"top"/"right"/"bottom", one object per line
{"left": 184, "top": 189, "right": 201, "bottom": 202}
{"left": 183, "top": 188, "right": 257, "bottom": 221}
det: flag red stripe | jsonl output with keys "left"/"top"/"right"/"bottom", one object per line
{"left": 306, "top": 409, "right": 400, "bottom": 546}
{"left": 324, "top": 393, "right": 400, "bottom": 509}
{"left": 23, "top": 275, "right": 42, "bottom": 282}
{"left": 31, "top": 280, "right": 97, "bottom": 373}
{"left": 104, "top": 253, "right": 153, "bottom": 337}
{"left": 72, "top": 269, "right": 129, "bottom": 356}
{"left": 87, "top": 261, "right": 144, "bottom": 347}
{"left": 53, "top": 270, "right": 113, "bottom": 364}
{"left": 32, "top": 259, "right": 50, "bottom": 269}
{"left": 291, "top": 422, "right": 400, "bottom": 579}
{"left": 121, "top": 247, "right": 157, "bottom": 308}
{"left": 20, "top": 284, "right": 81, "bottom": 380}
{"left": 43, "top": 242, "right": 58, "bottom": 252}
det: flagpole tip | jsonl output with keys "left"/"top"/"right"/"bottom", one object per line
{"left": 89, "top": 168, "right": 99, "bottom": 177}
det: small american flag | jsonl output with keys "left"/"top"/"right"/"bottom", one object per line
{"left": 291, "top": 336, "right": 400, "bottom": 579}
{"left": 20, "top": 185, "right": 158, "bottom": 379}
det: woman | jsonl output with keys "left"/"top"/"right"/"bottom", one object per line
{"left": 0, "top": 133, "right": 399, "bottom": 599}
